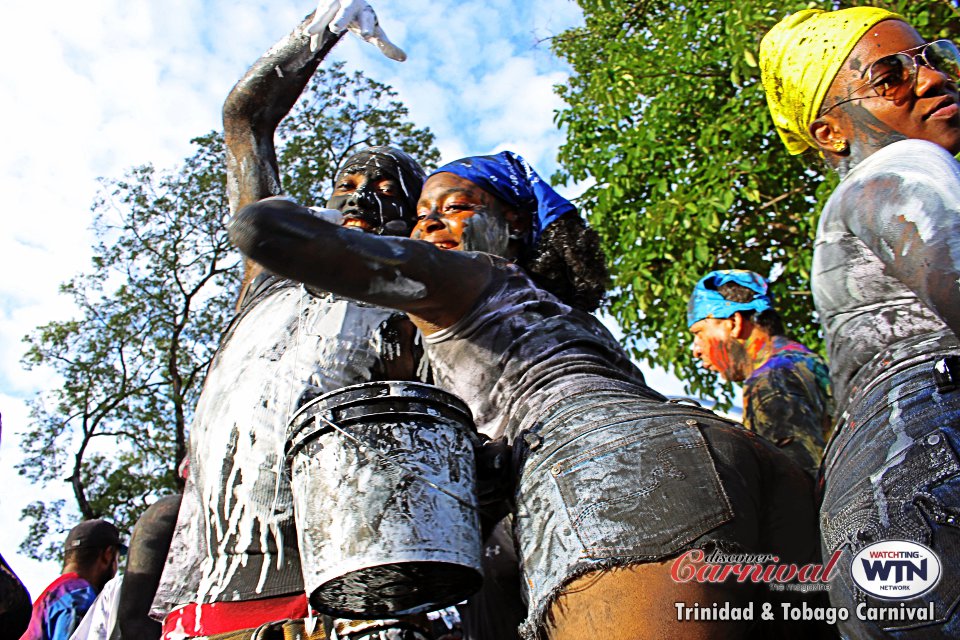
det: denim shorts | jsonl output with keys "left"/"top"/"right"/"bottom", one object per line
{"left": 821, "top": 333, "right": 960, "bottom": 639}
{"left": 511, "top": 385, "right": 820, "bottom": 639}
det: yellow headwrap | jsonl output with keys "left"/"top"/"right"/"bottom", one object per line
{"left": 759, "top": 7, "right": 902, "bottom": 155}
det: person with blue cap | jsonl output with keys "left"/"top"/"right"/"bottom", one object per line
{"left": 229, "top": 151, "right": 821, "bottom": 639}
{"left": 688, "top": 270, "right": 832, "bottom": 477}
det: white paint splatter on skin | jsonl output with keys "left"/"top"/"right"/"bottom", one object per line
{"left": 367, "top": 272, "right": 428, "bottom": 299}
{"left": 461, "top": 210, "right": 511, "bottom": 256}
{"left": 174, "top": 282, "right": 410, "bottom": 604}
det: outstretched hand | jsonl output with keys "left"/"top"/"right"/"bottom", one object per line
{"left": 306, "top": 0, "right": 406, "bottom": 61}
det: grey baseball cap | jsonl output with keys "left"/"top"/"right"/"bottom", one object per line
{"left": 64, "top": 519, "right": 128, "bottom": 555}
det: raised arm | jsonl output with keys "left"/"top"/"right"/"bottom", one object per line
{"left": 224, "top": 1, "right": 407, "bottom": 304}
{"left": 223, "top": 12, "right": 340, "bottom": 216}
{"left": 229, "top": 198, "right": 492, "bottom": 334}
{"left": 224, "top": 8, "right": 339, "bottom": 304}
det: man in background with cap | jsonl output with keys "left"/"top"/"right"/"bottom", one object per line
{"left": 21, "top": 520, "right": 126, "bottom": 640}
{"left": 687, "top": 269, "right": 833, "bottom": 476}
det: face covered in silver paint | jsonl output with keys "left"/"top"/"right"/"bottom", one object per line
{"left": 325, "top": 146, "right": 426, "bottom": 237}
{"left": 411, "top": 172, "right": 530, "bottom": 259}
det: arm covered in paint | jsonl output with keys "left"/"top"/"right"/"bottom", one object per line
{"left": 223, "top": 8, "right": 342, "bottom": 304}
{"left": 223, "top": 10, "right": 341, "bottom": 216}
{"left": 224, "top": 2, "right": 406, "bottom": 305}
{"left": 229, "top": 198, "right": 492, "bottom": 332}
{"left": 223, "top": 0, "right": 407, "bottom": 214}
{"left": 840, "top": 140, "right": 960, "bottom": 336}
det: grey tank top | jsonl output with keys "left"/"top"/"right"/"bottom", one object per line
{"left": 812, "top": 139, "right": 960, "bottom": 412}
{"left": 424, "top": 254, "right": 659, "bottom": 441}
{"left": 153, "top": 276, "right": 422, "bottom": 612}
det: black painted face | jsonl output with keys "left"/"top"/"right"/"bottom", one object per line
{"left": 325, "top": 147, "right": 425, "bottom": 236}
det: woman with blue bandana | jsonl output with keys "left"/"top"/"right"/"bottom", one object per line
{"left": 229, "top": 152, "right": 821, "bottom": 639}
{"left": 762, "top": 7, "right": 960, "bottom": 637}
{"left": 688, "top": 270, "right": 832, "bottom": 478}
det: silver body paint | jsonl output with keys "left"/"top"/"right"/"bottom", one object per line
{"left": 813, "top": 138, "right": 960, "bottom": 411}
{"left": 460, "top": 211, "right": 511, "bottom": 257}
{"left": 286, "top": 381, "right": 482, "bottom": 618}
{"left": 818, "top": 331, "right": 960, "bottom": 637}
{"left": 814, "top": 139, "right": 960, "bottom": 637}
{"left": 423, "top": 254, "right": 656, "bottom": 440}
{"left": 422, "top": 255, "right": 818, "bottom": 639}
{"left": 152, "top": 278, "right": 414, "bottom": 614}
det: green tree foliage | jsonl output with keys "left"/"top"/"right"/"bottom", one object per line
{"left": 19, "top": 70, "right": 440, "bottom": 561}
{"left": 552, "top": 0, "right": 958, "bottom": 404}
{"left": 19, "top": 133, "right": 237, "bottom": 561}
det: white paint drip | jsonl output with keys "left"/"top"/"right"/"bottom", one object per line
{"left": 184, "top": 283, "right": 402, "bottom": 603}
{"left": 883, "top": 384, "right": 911, "bottom": 463}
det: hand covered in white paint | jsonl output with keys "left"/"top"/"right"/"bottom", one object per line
{"left": 307, "top": 206, "right": 344, "bottom": 226}
{"left": 306, "top": 0, "right": 406, "bottom": 61}
{"left": 256, "top": 197, "right": 343, "bottom": 226}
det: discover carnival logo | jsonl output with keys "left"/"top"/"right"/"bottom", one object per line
{"left": 671, "top": 548, "right": 841, "bottom": 593}
{"left": 850, "top": 540, "right": 942, "bottom": 600}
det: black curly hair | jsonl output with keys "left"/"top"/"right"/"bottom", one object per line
{"left": 518, "top": 212, "right": 608, "bottom": 313}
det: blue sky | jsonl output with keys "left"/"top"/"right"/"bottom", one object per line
{"left": 0, "top": 0, "right": 699, "bottom": 597}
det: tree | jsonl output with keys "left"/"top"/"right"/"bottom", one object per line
{"left": 19, "top": 69, "right": 440, "bottom": 561}
{"left": 552, "top": 0, "right": 959, "bottom": 404}
{"left": 19, "top": 132, "right": 237, "bottom": 561}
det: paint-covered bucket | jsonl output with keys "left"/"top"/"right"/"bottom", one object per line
{"left": 286, "top": 381, "right": 483, "bottom": 618}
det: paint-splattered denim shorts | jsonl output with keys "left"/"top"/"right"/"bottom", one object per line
{"left": 511, "top": 383, "right": 820, "bottom": 639}
{"left": 821, "top": 331, "right": 960, "bottom": 639}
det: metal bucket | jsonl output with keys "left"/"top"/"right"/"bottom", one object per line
{"left": 286, "top": 381, "right": 483, "bottom": 618}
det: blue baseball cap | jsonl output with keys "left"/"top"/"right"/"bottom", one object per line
{"left": 687, "top": 270, "right": 774, "bottom": 328}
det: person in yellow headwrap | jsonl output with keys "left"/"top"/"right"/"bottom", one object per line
{"left": 762, "top": 7, "right": 960, "bottom": 638}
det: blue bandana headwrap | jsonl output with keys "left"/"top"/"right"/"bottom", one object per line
{"left": 430, "top": 151, "right": 577, "bottom": 243}
{"left": 687, "top": 270, "right": 774, "bottom": 328}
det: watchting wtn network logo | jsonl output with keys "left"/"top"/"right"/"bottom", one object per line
{"left": 850, "top": 540, "right": 941, "bottom": 600}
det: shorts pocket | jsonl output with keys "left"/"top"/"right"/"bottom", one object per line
{"left": 821, "top": 427, "right": 960, "bottom": 630}
{"left": 550, "top": 419, "right": 733, "bottom": 559}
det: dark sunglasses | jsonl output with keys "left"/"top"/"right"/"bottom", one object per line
{"left": 820, "top": 40, "right": 960, "bottom": 116}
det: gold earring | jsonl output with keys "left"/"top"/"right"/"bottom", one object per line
{"left": 833, "top": 139, "right": 848, "bottom": 153}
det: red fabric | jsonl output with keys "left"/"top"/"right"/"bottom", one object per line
{"left": 160, "top": 593, "right": 309, "bottom": 639}
{"left": 20, "top": 572, "right": 96, "bottom": 640}
{"left": 32, "top": 572, "right": 79, "bottom": 606}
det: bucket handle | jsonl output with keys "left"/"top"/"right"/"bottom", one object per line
{"left": 311, "top": 413, "right": 482, "bottom": 515}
